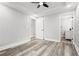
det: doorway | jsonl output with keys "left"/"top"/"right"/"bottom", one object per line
{"left": 35, "top": 17, "right": 44, "bottom": 40}
{"left": 31, "top": 19, "right": 36, "bottom": 39}
{"left": 60, "top": 12, "right": 74, "bottom": 41}
{"left": 30, "top": 16, "right": 44, "bottom": 40}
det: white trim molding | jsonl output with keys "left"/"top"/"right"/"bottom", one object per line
{"left": 45, "top": 38, "right": 60, "bottom": 42}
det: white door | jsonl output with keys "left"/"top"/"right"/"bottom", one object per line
{"left": 36, "top": 17, "right": 44, "bottom": 39}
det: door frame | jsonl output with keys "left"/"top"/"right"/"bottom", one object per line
{"left": 59, "top": 12, "right": 74, "bottom": 41}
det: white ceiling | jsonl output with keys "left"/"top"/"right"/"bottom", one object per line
{"left": 0, "top": 2, "right": 78, "bottom": 17}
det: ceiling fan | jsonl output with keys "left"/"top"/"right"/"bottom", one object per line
{"left": 31, "top": 2, "right": 49, "bottom": 8}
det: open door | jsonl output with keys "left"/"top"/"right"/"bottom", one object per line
{"left": 36, "top": 17, "right": 44, "bottom": 39}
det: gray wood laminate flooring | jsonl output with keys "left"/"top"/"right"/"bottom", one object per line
{"left": 0, "top": 39, "right": 78, "bottom": 56}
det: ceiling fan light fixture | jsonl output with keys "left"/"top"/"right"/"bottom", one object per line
{"left": 39, "top": 2, "right": 43, "bottom": 5}
{"left": 31, "top": 2, "right": 49, "bottom": 8}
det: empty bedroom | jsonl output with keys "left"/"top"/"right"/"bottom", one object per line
{"left": 0, "top": 2, "right": 79, "bottom": 56}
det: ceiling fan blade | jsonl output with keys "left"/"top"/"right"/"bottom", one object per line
{"left": 37, "top": 5, "right": 40, "bottom": 8}
{"left": 43, "top": 3, "right": 49, "bottom": 8}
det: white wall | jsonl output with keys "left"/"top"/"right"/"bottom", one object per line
{"left": 73, "top": 4, "right": 79, "bottom": 54}
{"left": 44, "top": 14, "right": 60, "bottom": 42}
{"left": 0, "top": 4, "right": 30, "bottom": 48}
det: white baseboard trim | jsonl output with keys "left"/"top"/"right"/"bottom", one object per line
{"left": 45, "top": 38, "right": 60, "bottom": 42}
{"left": 34, "top": 37, "right": 60, "bottom": 42}
{"left": 0, "top": 38, "right": 31, "bottom": 51}
{"left": 73, "top": 41, "right": 79, "bottom": 55}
